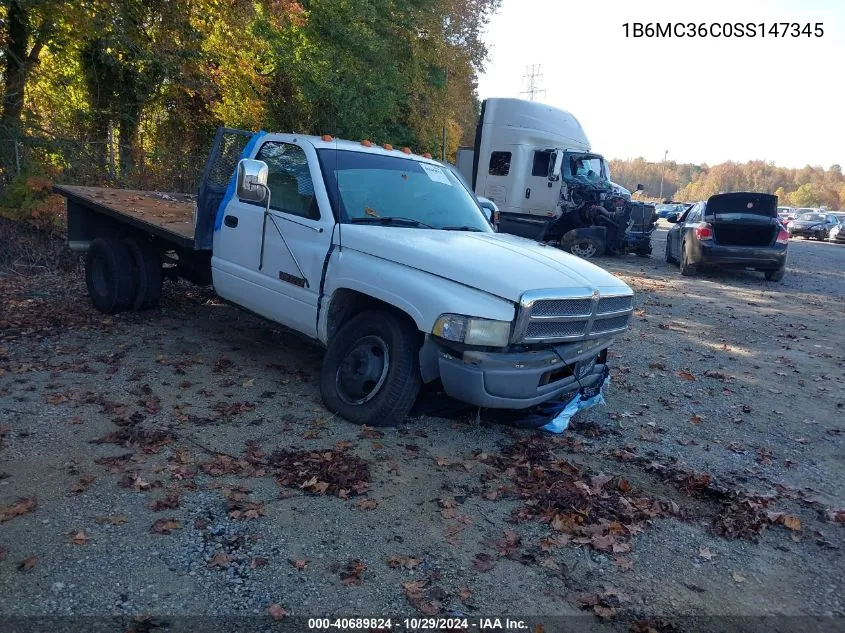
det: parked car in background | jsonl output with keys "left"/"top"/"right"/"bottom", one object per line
{"left": 665, "top": 192, "right": 787, "bottom": 281}
{"left": 777, "top": 206, "right": 796, "bottom": 225}
{"left": 787, "top": 212, "right": 840, "bottom": 240}
{"left": 655, "top": 203, "right": 684, "bottom": 219}
{"left": 829, "top": 217, "right": 845, "bottom": 244}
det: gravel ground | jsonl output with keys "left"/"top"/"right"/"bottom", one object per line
{"left": 1, "top": 228, "right": 843, "bottom": 631}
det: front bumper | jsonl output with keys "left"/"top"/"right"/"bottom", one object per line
{"left": 437, "top": 341, "right": 610, "bottom": 409}
{"left": 696, "top": 243, "right": 786, "bottom": 270}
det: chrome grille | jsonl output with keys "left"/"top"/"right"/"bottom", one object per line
{"left": 597, "top": 295, "right": 633, "bottom": 314}
{"left": 592, "top": 315, "right": 631, "bottom": 334}
{"left": 531, "top": 298, "right": 592, "bottom": 317}
{"left": 526, "top": 320, "right": 587, "bottom": 339}
{"left": 515, "top": 291, "right": 634, "bottom": 343}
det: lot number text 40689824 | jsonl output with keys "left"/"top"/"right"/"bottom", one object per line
{"left": 622, "top": 22, "right": 824, "bottom": 38}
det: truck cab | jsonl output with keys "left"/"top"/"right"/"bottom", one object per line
{"left": 57, "top": 129, "right": 634, "bottom": 428}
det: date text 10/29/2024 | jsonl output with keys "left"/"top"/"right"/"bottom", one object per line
{"left": 307, "top": 618, "right": 530, "bottom": 630}
{"left": 623, "top": 22, "right": 824, "bottom": 38}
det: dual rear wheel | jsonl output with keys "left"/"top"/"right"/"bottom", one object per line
{"left": 85, "top": 237, "right": 162, "bottom": 314}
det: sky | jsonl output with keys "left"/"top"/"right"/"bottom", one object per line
{"left": 477, "top": 0, "right": 845, "bottom": 169}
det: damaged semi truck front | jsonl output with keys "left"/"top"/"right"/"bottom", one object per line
{"left": 56, "top": 128, "right": 634, "bottom": 427}
{"left": 457, "top": 98, "right": 655, "bottom": 259}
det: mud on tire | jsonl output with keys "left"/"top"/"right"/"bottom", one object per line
{"left": 84, "top": 238, "right": 136, "bottom": 314}
{"left": 320, "top": 309, "right": 422, "bottom": 426}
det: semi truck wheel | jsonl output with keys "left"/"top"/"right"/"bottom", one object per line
{"left": 561, "top": 234, "right": 605, "bottom": 259}
{"left": 85, "top": 238, "right": 136, "bottom": 314}
{"left": 123, "top": 237, "right": 162, "bottom": 310}
{"left": 320, "top": 309, "right": 421, "bottom": 426}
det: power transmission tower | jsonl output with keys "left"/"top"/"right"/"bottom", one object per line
{"left": 520, "top": 64, "right": 546, "bottom": 101}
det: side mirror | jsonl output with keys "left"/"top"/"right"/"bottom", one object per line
{"left": 636, "top": 183, "right": 644, "bottom": 191}
{"left": 666, "top": 213, "right": 679, "bottom": 223}
{"left": 236, "top": 159, "right": 269, "bottom": 203}
{"left": 549, "top": 151, "right": 564, "bottom": 181}
{"left": 477, "top": 198, "right": 499, "bottom": 227}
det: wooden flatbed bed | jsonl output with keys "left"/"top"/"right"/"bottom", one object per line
{"left": 54, "top": 185, "right": 199, "bottom": 249}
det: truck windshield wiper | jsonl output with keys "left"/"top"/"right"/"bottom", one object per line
{"left": 349, "top": 216, "right": 433, "bottom": 229}
{"left": 441, "top": 225, "right": 485, "bottom": 232}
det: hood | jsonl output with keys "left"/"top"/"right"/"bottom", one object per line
{"left": 790, "top": 220, "right": 823, "bottom": 228}
{"left": 339, "top": 226, "right": 631, "bottom": 302}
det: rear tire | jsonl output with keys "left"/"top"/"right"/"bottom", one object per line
{"left": 765, "top": 267, "right": 785, "bottom": 282}
{"left": 85, "top": 238, "right": 136, "bottom": 314}
{"left": 123, "top": 238, "right": 162, "bottom": 310}
{"left": 320, "top": 309, "right": 422, "bottom": 426}
{"left": 561, "top": 234, "right": 605, "bottom": 259}
{"left": 680, "top": 241, "right": 697, "bottom": 277}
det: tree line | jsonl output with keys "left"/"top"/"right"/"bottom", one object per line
{"left": 0, "top": 0, "right": 501, "bottom": 191}
{"left": 610, "top": 157, "right": 844, "bottom": 210}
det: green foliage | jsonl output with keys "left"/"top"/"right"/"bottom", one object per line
{"left": 2, "top": 0, "right": 501, "bottom": 188}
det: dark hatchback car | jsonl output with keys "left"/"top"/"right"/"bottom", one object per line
{"left": 665, "top": 192, "right": 788, "bottom": 281}
{"left": 787, "top": 212, "right": 839, "bottom": 240}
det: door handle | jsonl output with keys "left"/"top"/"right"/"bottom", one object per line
{"left": 224, "top": 215, "right": 238, "bottom": 228}
{"left": 525, "top": 188, "right": 531, "bottom": 199}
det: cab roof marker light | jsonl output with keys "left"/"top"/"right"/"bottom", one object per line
{"left": 401, "top": 147, "right": 412, "bottom": 154}
{"left": 321, "top": 134, "right": 333, "bottom": 142}
{"left": 361, "top": 140, "right": 373, "bottom": 147}
{"left": 383, "top": 143, "right": 393, "bottom": 151}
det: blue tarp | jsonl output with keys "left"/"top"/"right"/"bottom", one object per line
{"left": 213, "top": 130, "right": 268, "bottom": 232}
{"left": 539, "top": 374, "right": 611, "bottom": 434}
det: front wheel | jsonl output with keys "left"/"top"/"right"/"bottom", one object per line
{"left": 320, "top": 310, "right": 422, "bottom": 426}
{"left": 561, "top": 234, "right": 605, "bottom": 259}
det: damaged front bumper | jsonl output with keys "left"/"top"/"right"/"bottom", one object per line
{"left": 435, "top": 339, "right": 611, "bottom": 409}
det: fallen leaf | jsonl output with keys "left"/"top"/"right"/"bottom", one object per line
{"left": 698, "top": 545, "right": 713, "bottom": 561}
{"left": 614, "top": 556, "right": 634, "bottom": 572}
{"left": 677, "top": 371, "right": 696, "bottom": 381}
{"left": 340, "top": 559, "right": 367, "bottom": 585}
{"left": 267, "top": 604, "right": 287, "bottom": 621}
{"left": 387, "top": 555, "right": 420, "bottom": 569}
{"left": 458, "top": 586, "right": 472, "bottom": 601}
{"left": 18, "top": 556, "right": 37, "bottom": 571}
{"left": 355, "top": 498, "right": 378, "bottom": 511}
{"left": 70, "top": 530, "right": 89, "bottom": 545}
{"left": 0, "top": 496, "right": 37, "bottom": 523}
{"left": 250, "top": 557, "right": 268, "bottom": 569}
{"left": 150, "top": 519, "right": 182, "bottom": 535}
{"left": 289, "top": 558, "right": 309, "bottom": 570}
{"left": 208, "top": 551, "right": 230, "bottom": 568}
{"left": 472, "top": 552, "right": 495, "bottom": 572}
{"left": 690, "top": 414, "right": 704, "bottom": 425}
{"left": 781, "top": 515, "right": 802, "bottom": 531}
{"left": 594, "top": 605, "right": 617, "bottom": 619}
{"left": 731, "top": 571, "right": 746, "bottom": 583}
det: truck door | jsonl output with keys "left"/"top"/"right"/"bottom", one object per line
{"left": 522, "top": 149, "right": 561, "bottom": 217}
{"left": 212, "top": 139, "right": 334, "bottom": 338}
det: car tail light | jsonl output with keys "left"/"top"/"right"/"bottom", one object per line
{"left": 694, "top": 223, "right": 713, "bottom": 240}
{"left": 776, "top": 228, "right": 789, "bottom": 245}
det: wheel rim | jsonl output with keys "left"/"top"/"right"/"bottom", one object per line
{"left": 335, "top": 335, "right": 390, "bottom": 406}
{"left": 571, "top": 241, "right": 597, "bottom": 258}
{"left": 91, "top": 255, "right": 111, "bottom": 297}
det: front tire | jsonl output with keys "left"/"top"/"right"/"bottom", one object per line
{"left": 680, "top": 241, "right": 697, "bottom": 277}
{"left": 85, "top": 238, "right": 136, "bottom": 314}
{"left": 561, "top": 234, "right": 605, "bottom": 259}
{"left": 320, "top": 310, "right": 422, "bottom": 426}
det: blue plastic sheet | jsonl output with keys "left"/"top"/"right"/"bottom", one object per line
{"left": 539, "top": 374, "right": 611, "bottom": 434}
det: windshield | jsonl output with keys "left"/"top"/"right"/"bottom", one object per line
{"left": 564, "top": 153, "right": 607, "bottom": 184}
{"left": 799, "top": 213, "right": 824, "bottom": 221}
{"left": 318, "top": 149, "right": 492, "bottom": 232}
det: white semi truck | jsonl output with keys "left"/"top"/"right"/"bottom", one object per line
{"left": 55, "top": 128, "right": 634, "bottom": 427}
{"left": 457, "top": 98, "right": 653, "bottom": 259}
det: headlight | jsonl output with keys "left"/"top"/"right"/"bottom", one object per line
{"left": 433, "top": 314, "right": 511, "bottom": 347}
